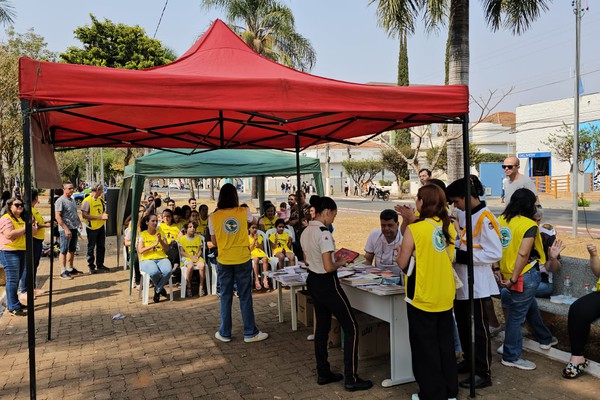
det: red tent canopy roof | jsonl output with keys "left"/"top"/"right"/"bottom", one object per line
{"left": 19, "top": 19, "right": 468, "bottom": 150}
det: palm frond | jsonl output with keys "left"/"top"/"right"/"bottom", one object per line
{"left": 483, "top": 0, "right": 551, "bottom": 35}
{"left": 0, "top": 0, "right": 16, "bottom": 26}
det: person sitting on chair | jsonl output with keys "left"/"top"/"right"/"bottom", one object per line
{"left": 363, "top": 209, "right": 403, "bottom": 276}
{"left": 269, "top": 219, "right": 296, "bottom": 269}
{"left": 178, "top": 221, "right": 206, "bottom": 297}
{"left": 137, "top": 214, "right": 173, "bottom": 303}
{"left": 258, "top": 202, "right": 278, "bottom": 232}
{"left": 249, "top": 222, "right": 270, "bottom": 290}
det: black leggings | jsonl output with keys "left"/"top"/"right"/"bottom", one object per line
{"left": 568, "top": 291, "right": 600, "bottom": 356}
{"left": 307, "top": 270, "right": 359, "bottom": 384}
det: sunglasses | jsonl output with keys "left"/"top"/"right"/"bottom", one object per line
{"left": 502, "top": 165, "right": 515, "bottom": 170}
{"left": 13, "top": 203, "right": 24, "bottom": 208}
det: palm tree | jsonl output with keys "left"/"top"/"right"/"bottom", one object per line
{"left": 0, "top": 0, "right": 16, "bottom": 26}
{"left": 201, "top": 0, "right": 316, "bottom": 72}
{"left": 369, "top": 0, "right": 551, "bottom": 181}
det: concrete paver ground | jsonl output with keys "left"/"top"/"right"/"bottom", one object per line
{"left": 1, "top": 238, "right": 599, "bottom": 400}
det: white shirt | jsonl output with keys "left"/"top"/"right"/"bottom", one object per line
{"left": 364, "top": 228, "right": 403, "bottom": 275}
{"left": 455, "top": 205, "right": 502, "bottom": 300}
{"left": 503, "top": 175, "right": 537, "bottom": 204}
{"left": 300, "top": 220, "right": 335, "bottom": 274}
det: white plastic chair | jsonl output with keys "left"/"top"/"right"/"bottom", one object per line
{"left": 257, "top": 230, "right": 278, "bottom": 287}
{"left": 180, "top": 234, "right": 207, "bottom": 298}
{"left": 138, "top": 246, "right": 175, "bottom": 305}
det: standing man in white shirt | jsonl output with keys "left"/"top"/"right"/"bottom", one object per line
{"left": 502, "top": 156, "right": 540, "bottom": 206}
{"left": 363, "top": 209, "right": 403, "bottom": 276}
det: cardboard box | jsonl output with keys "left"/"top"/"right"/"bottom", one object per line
{"left": 312, "top": 312, "right": 341, "bottom": 348}
{"left": 342, "top": 311, "right": 390, "bottom": 360}
{"left": 297, "top": 290, "right": 314, "bottom": 327}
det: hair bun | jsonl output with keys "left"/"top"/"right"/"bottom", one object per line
{"left": 309, "top": 195, "right": 321, "bottom": 208}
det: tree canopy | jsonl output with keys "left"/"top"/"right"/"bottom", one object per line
{"left": 542, "top": 123, "right": 600, "bottom": 172}
{"left": 0, "top": 0, "right": 15, "bottom": 27}
{"left": 341, "top": 159, "right": 383, "bottom": 188}
{"left": 60, "top": 14, "right": 176, "bottom": 69}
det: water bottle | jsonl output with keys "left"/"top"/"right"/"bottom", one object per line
{"left": 563, "top": 276, "right": 573, "bottom": 298}
{"left": 584, "top": 283, "right": 591, "bottom": 296}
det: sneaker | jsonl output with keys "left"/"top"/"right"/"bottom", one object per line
{"left": 501, "top": 358, "right": 536, "bottom": 370}
{"left": 89, "top": 268, "right": 97, "bottom": 274}
{"left": 489, "top": 325, "right": 502, "bottom": 337}
{"left": 540, "top": 336, "right": 558, "bottom": 350}
{"left": 68, "top": 268, "right": 82, "bottom": 275}
{"left": 244, "top": 331, "right": 268, "bottom": 343}
{"left": 497, "top": 344, "right": 503, "bottom": 355}
{"left": 97, "top": 266, "right": 110, "bottom": 272}
{"left": 215, "top": 331, "right": 231, "bottom": 343}
{"left": 60, "top": 271, "right": 73, "bottom": 280}
{"left": 8, "top": 309, "right": 27, "bottom": 317}
{"left": 411, "top": 395, "right": 420, "bottom": 400}
{"left": 344, "top": 377, "right": 373, "bottom": 392}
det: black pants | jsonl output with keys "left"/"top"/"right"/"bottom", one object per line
{"left": 568, "top": 291, "right": 600, "bottom": 356}
{"left": 407, "top": 303, "right": 458, "bottom": 400}
{"left": 33, "top": 238, "right": 43, "bottom": 287}
{"left": 307, "top": 270, "right": 359, "bottom": 384}
{"left": 454, "top": 298, "right": 492, "bottom": 379}
{"left": 86, "top": 226, "right": 106, "bottom": 270}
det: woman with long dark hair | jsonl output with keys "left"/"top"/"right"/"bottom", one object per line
{"left": 137, "top": 213, "right": 172, "bottom": 303}
{"left": 300, "top": 196, "right": 372, "bottom": 392}
{"left": 0, "top": 197, "right": 38, "bottom": 316}
{"left": 498, "top": 188, "right": 546, "bottom": 371}
{"left": 396, "top": 184, "right": 458, "bottom": 400}
{"left": 209, "top": 183, "right": 267, "bottom": 343}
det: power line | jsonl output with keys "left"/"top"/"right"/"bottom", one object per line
{"left": 153, "top": 0, "right": 169, "bottom": 39}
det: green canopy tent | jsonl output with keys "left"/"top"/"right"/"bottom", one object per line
{"left": 117, "top": 149, "right": 324, "bottom": 284}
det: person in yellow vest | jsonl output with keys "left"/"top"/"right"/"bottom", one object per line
{"left": 562, "top": 243, "right": 600, "bottom": 379}
{"left": 497, "top": 188, "right": 546, "bottom": 371}
{"left": 446, "top": 176, "right": 502, "bottom": 389}
{"left": 0, "top": 197, "right": 38, "bottom": 316}
{"left": 396, "top": 184, "right": 458, "bottom": 400}
{"left": 178, "top": 221, "right": 206, "bottom": 297}
{"left": 137, "top": 213, "right": 172, "bottom": 303}
{"left": 81, "top": 184, "right": 109, "bottom": 274}
{"left": 249, "top": 222, "right": 269, "bottom": 290}
{"left": 30, "top": 190, "right": 51, "bottom": 296}
{"left": 258, "top": 203, "right": 277, "bottom": 232}
{"left": 209, "top": 183, "right": 268, "bottom": 343}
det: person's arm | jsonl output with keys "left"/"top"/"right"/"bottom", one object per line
{"left": 395, "top": 205, "right": 415, "bottom": 235}
{"left": 364, "top": 252, "right": 374, "bottom": 266}
{"left": 55, "top": 210, "right": 71, "bottom": 237}
{"left": 395, "top": 228, "right": 415, "bottom": 272}
{"left": 137, "top": 234, "right": 159, "bottom": 255}
{"left": 156, "top": 233, "right": 169, "bottom": 253}
{"left": 502, "top": 237, "right": 534, "bottom": 288}
{"left": 587, "top": 244, "right": 600, "bottom": 278}
{"left": 544, "top": 238, "right": 564, "bottom": 273}
{"left": 321, "top": 251, "right": 347, "bottom": 273}
{"left": 0, "top": 218, "right": 26, "bottom": 240}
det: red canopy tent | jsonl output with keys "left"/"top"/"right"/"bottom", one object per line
{"left": 18, "top": 19, "right": 474, "bottom": 399}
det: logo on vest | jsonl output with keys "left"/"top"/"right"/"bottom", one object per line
{"left": 499, "top": 226, "right": 512, "bottom": 248}
{"left": 224, "top": 217, "right": 240, "bottom": 234}
{"left": 432, "top": 226, "right": 446, "bottom": 252}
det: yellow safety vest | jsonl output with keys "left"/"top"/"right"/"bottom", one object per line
{"left": 211, "top": 207, "right": 251, "bottom": 265}
{"left": 406, "top": 218, "right": 456, "bottom": 312}
{"left": 32, "top": 207, "right": 46, "bottom": 240}
{"left": 82, "top": 195, "right": 105, "bottom": 230}
{"left": 139, "top": 230, "right": 167, "bottom": 260}
{"left": 498, "top": 215, "right": 546, "bottom": 280}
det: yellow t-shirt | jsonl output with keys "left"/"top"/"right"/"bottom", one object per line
{"left": 1, "top": 214, "right": 25, "bottom": 250}
{"left": 197, "top": 217, "right": 209, "bottom": 236}
{"left": 269, "top": 231, "right": 292, "bottom": 254}
{"left": 32, "top": 207, "right": 46, "bottom": 240}
{"left": 158, "top": 223, "right": 181, "bottom": 244}
{"left": 405, "top": 218, "right": 456, "bottom": 312}
{"left": 138, "top": 230, "right": 167, "bottom": 261}
{"left": 211, "top": 207, "right": 251, "bottom": 265}
{"left": 178, "top": 234, "right": 204, "bottom": 263}
{"left": 249, "top": 235, "right": 268, "bottom": 258}
{"left": 498, "top": 215, "right": 546, "bottom": 280}
{"left": 81, "top": 195, "right": 106, "bottom": 230}
{"left": 259, "top": 215, "right": 278, "bottom": 231}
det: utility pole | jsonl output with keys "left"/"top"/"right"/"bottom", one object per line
{"left": 325, "top": 144, "right": 330, "bottom": 195}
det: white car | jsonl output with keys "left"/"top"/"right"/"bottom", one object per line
{"left": 168, "top": 182, "right": 179, "bottom": 189}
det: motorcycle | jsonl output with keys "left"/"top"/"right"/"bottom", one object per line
{"left": 372, "top": 187, "right": 390, "bottom": 201}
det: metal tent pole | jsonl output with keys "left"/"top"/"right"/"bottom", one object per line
{"left": 48, "top": 189, "right": 55, "bottom": 340}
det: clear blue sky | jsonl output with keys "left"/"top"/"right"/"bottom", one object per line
{"left": 6, "top": 0, "right": 600, "bottom": 120}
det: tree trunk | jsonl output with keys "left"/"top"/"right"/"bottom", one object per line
{"left": 210, "top": 178, "right": 215, "bottom": 201}
{"left": 251, "top": 177, "right": 258, "bottom": 199}
{"left": 446, "top": 0, "right": 469, "bottom": 182}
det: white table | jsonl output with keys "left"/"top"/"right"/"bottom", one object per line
{"left": 275, "top": 279, "right": 306, "bottom": 331}
{"left": 342, "top": 284, "right": 415, "bottom": 387}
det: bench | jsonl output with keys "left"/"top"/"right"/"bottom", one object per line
{"left": 536, "top": 255, "right": 600, "bottom": 326}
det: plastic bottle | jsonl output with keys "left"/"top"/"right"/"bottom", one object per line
{"left": 584, "top": 283, "right": 591, "bottom": 296}
{"left": 563, "top": 276, "right": 572, "bottom": 298}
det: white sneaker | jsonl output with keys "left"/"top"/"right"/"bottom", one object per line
{"left": 497, "top": 344, "right": 503, "bottom": 355}
{"left": 411, "top": 394, "right": 419, "bottom": 400}
{"left": 501, "top": 358, "right": 536, "bottom": 370}
{"left": 244, "top": 331, "right": 268, "bottom": 343}
{"left": 215, "top": 331, "right": 231, "bottom": 343}
{"left": 540, "top": 336, "right": 558, "bottom": 350}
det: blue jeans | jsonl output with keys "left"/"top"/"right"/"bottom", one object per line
{"left": 140, "top": 258, "right": 172, "bottom": 293}
{"left": 0, "top": 250, "right": 26, "bottom": 312}
{"left": 18, "top": 239, "right": 42, "bottom": 293}
{"left": 501, "top": 268, "right": 550, "bottom": 361}
{"left": 535, "top": 281, "right": 553, "bottom": 298}
{"left": 217, "top": 260, "right": 259, "bottom": 339}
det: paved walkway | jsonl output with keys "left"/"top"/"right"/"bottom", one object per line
{"left": 1, "top": 240, "right": 599, "bottom": 400}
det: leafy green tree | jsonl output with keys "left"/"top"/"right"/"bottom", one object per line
{"left": 381, "top": 145, "right": 413, "bottom": 197}
{"left": 202, "top": 0, "right": 316, "bottom": 72}
{"left": 1, "top": 28, "right": 56, "bottom": 189}
{"left": 542, "top": 123, "right": 600, "bottom": 172}
{"left": 0, "top": 0, "right": 15, "bottom": 26}
{"left": 341, "top": 159, "right": 383, "bottom": 189}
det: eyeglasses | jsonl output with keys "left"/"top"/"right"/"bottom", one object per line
{"left": 502, "top": 165, "right": 515, "bottom": 170}
{"left": 13, "top": 203, "right": 24, "bottom": 208}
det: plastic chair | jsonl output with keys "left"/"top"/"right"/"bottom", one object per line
{"left": 257, "top": 230, "right": 278, "bottom": 287}
{"left": 265, "top": 227, "right": 295, "bottom": 269}
{"left": 138, "top": 247, "right": 176, "bottom": 305}
{"left": 180, "top": 234, "right": 207, "bottom": 298}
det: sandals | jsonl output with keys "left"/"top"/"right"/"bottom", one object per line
{"left": 255, "top": 281, "right": 262, "bottom": 290}
{"left": 186, "top": 287, "right": 193, "bottom": 297}
{"left": 263, "top": 277, "right": 269, "bottom": 289}
{"left": 562, "top": 359, "right": 589, "bottom": 379}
